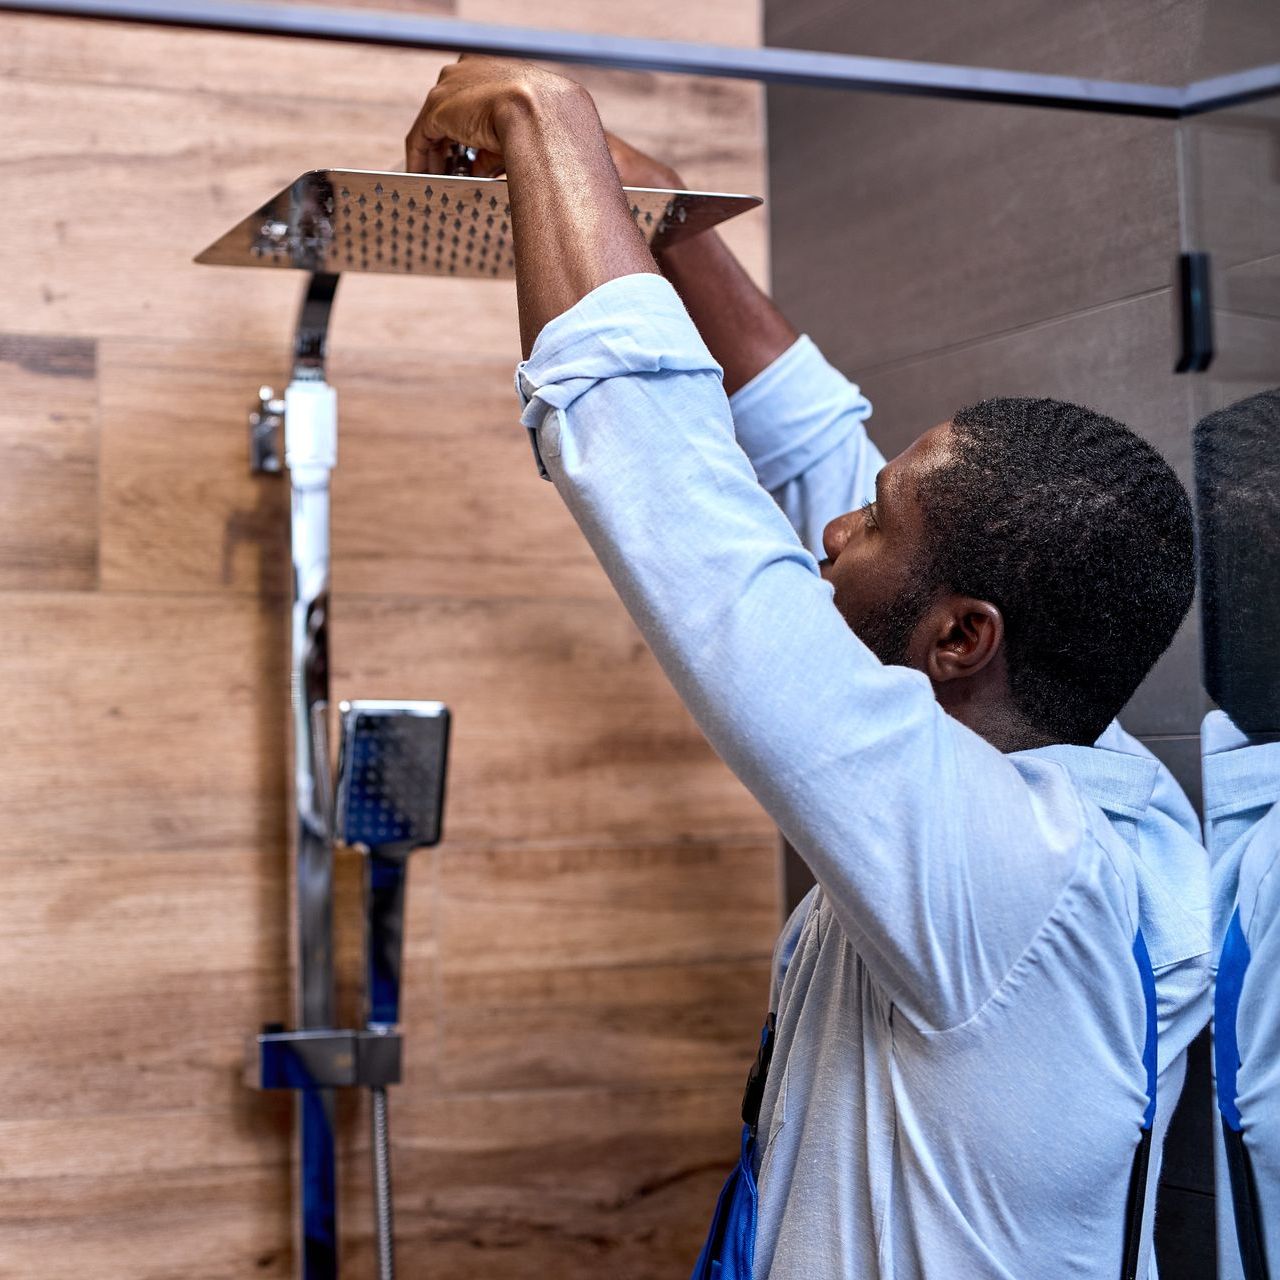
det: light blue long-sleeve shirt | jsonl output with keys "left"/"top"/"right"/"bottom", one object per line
{"left": 515, "top": 272, "right": 1209, "bottom": 1279}
{"left": 1204, "top": 712, "right": 1280, "bottom": 1280}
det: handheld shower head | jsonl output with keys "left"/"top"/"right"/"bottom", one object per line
{"left": 336, "top": 700, "right": 450, "bottom": 1280}
{"left": 336, "top": 700, "right": 450, "bottom": 858}
{"left": 336, "top": 700, "right": 450, "bottom": 1030}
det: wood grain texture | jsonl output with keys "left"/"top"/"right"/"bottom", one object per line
{"left": 438, "top": 955, "right": 771, "bottom": 1093}
{"left": 460, "top": 0, "right": 759, "bottom": 44}
{"left": 330, "top": 595, "right": 775, "bottom": 844}
{"left": 0, "top": 591, "right": 288, "bottom": 857}
{"left": 98, "top": 340, "right": 610, "bottom": 600}
{"left": 0, "top": 7, "right": 770, "bottom": 1276}
{"left": 0, "top": 10, "right": 443, "bottom": 103}
{"left": 0, "top": 334, "right": 98, "bottom": 590}
{"left": 0, "top": 848, "right": 289, "bottom": 1120}
{"left": 0, "top": 32, "right": 765, "bottom": 355}
{"left": 383, "top": 1085, "right": 739, "bottom": 1280}
{"left": 436, "top": 836, "right": 777, "bottom": 1091}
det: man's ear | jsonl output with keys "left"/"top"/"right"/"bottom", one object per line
{"left": 921, "top": 596, "right": 1004, "bottom": 684}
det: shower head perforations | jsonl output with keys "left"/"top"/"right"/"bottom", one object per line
{"left": 197, "top": 170, "right": 761, "bottom": 278}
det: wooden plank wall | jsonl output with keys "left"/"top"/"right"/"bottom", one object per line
{"left": 0, "top": 7, "right": 774, "bottom": 1277}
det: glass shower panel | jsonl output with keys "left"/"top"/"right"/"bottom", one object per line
{"left": 1182, "top": 12, "right": 1280, "bottom": 1279}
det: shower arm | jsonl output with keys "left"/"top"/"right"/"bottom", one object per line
{"left": 281, "top": 269, "right": 342, "bottom": 1043}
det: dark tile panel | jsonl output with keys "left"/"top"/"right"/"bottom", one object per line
{"left": 850, "top": 290, "right": 1194, "bottom": 479}
{"left": 1125, "top": 613, "right": 1212, "bottom": 740}
{"left": 782, "top": 837, "right": 816, "bottom": 915}
{"left": 766, "top": 0, "right": 1203, "bottom": 83}
{"left": 1183, "top": 99, "right": 1280, "bottom": 276}
{"left": 767, "top": 83, "right": 1181, "bottom": 369}
{"left": 1189, "top": 0, "right": 1280, "bottom": 79}
{"left": 1189, "top": 310, "right": 1280, "bottom": 422}
{"left": 1138, "top": 734, "right": 1204, "bottom": 816}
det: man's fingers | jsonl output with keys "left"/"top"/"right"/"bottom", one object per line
{"left": 405, "top": 135, "right": 439, "bottom": 173}
{"left": 404, "top": 88, "right": 438, "bottom": 171}
{"left": 405, "top": 82, "right": 451, "bottom": 172}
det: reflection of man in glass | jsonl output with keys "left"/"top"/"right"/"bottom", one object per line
{"left": 407, "top": 59, "right": 1209, "bottom": 1278}
{"left": 1197, "top": 389, "right": 1280, "bottom": 1280}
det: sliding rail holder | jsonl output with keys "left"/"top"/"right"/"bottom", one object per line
{"left": 250, "top": 1027, "right": 403, "bottom": 1091}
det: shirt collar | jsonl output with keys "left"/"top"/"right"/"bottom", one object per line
{"left": 1018, "top": 743, "right": 1160, "bottom": 819}
{"left": 1201, "top": 711, "right": 1280, "bottom": 818}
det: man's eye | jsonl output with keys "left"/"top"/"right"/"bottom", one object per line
{"left": 862, "top": 502, "right": 878, "bottom": 531}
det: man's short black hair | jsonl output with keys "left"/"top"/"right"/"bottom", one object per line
{"left": 915, "top": 397, "right": 1195, "bottom": 745}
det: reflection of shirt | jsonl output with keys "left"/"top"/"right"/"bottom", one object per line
{"left": 1204, "top": 712, "right": 1280, "bottom": 1280}
{"left": 515, "top": 273, "right": 1209, "bottom": 1279}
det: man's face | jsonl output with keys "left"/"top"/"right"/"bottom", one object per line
{"left": 818, "top": 421, "right": 953, "bottom": 667}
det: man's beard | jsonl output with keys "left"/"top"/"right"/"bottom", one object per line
{"left": 852, "top": 576, "right": 937, "bottom": 668}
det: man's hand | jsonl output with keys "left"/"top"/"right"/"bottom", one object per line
{"left": 406, "top": 57, "right": 658, "bottom": 357}
{"left": 406, "top": 64, "right": 679, "bottom": 192}
{"left": 404, "top": 56, "right": 582, "bottom": 177}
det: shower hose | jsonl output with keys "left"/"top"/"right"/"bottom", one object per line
{"left": 372, "top": 1085, "right": 395, "bottom": 1280}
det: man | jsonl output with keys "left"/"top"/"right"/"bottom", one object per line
{"left": 405, "top": 58, "right": 1209, "bottom": 1278}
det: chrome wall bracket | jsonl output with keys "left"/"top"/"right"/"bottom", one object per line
{"left": 251, "top": 385, "right": 286, "bottom": 474}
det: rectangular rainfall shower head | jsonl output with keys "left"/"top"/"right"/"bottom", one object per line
{"left": 195, "top": 169, "right": 762, "bottom": 278}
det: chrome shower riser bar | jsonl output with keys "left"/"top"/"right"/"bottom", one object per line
{"left": 5, "top": 0, "right": 1278, "bottom": 117}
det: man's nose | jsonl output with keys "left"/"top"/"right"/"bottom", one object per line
{"left": 822, "top": 511, "right": 857, "bottom": 562}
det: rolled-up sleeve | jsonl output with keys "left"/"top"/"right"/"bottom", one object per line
{"left": 729, "top": 336, "right": 882, "bottom": 554}
{"left": 513, "top": 272, "right": 1081, "bottom": 1031}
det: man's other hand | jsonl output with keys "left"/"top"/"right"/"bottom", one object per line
{"left": 604, "top": 132, "right": 683, "bottom": 192}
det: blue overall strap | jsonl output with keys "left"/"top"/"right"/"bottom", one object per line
{"left": 1120, "top": 928, "right": 1158, "bottom": 1280}
{"left": 1217, "top": 906, "right": 1250, "bottom": 1131}
{"left": 1215, "top": 907, "right": 1270, "bottom": 1280}
{"left": 689, "top": 1016, "right": 775, "bottom": 1280}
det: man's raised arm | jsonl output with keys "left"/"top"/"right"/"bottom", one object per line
{"left": 607, "top": 133, "right": 882, "bottom": 547}
{"left": 404, "top": 59, "right": 1083, "bottom": 1032}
